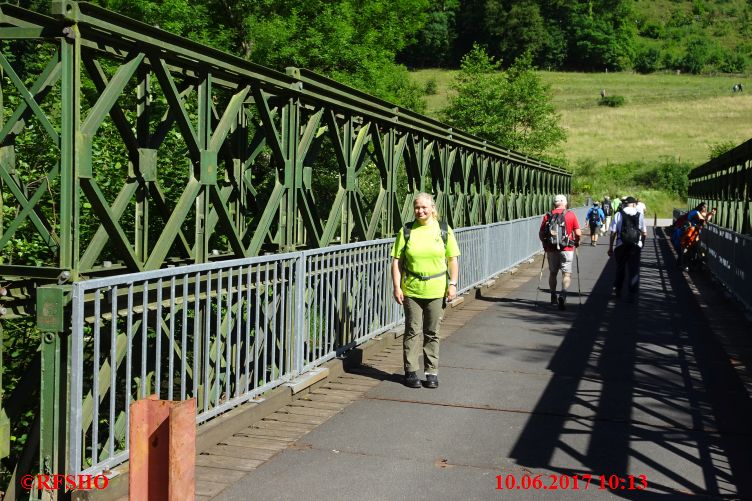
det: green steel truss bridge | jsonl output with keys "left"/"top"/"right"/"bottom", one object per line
{"left": 0, "top": 1, "right": 574, "bottom": 497}
{"left": 688, "top": 138, "right": 752, "bottom": 236}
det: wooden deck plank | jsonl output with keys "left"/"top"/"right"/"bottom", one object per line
{"left": 219, "top": 435, "right": 291, "bottom": 450}
{"left": 282, "top": 405, "right": 338, "bottom": 418}
{"left": 195, "top": 465, "right": 248, "bottom": 483}
{"left": 237, "top": 428, "right": 305, "bottom": 441}
{"left": 195, "top": 454, "right": 261, "bottom": 471}
{"left": 291, "top": 398, "right": 347, "bottom": 411}
{"left": 196, "top": 479, "right": 227, "bottom": 497}
{"left": 207, "top": 444, "right": 278, "bottom": 461}
{"left": 253, "top": 418, "right": 313, "bottom": 431}
{"left": 267, "top": 412, "right": 327, "bottom": 425}
{"left": 304, "top": 392, "right": 358, "bottom": 404}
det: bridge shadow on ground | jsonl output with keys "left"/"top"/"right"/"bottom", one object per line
{"left": 504, "top": 230, "right": 752, "bottom": 499}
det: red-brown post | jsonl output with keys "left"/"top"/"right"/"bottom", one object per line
{"left": 129, "top": 396, "right": 196, "bottom": 500}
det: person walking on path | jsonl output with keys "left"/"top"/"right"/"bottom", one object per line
{"left": 608, "top": 196, "right": 647, "bottom": 301}
{"left": 601, "top": 196, "right": 613, "bottom": 236}
{"left": 391, "top": 192, "right": 460, "bottom": 389}
{"left": 539, "top": 194, "right": 581, "bottom": 310}
{"left": 612, "top": 196, "right": 622, "bottom": 215}
{"left": 586, "top": 201, "right": 605, "bottom": 246}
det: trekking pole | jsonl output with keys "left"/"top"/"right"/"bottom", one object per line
{"left": 534, "top": 252, "right": 547, "bottom": 307}
{"left": 575, "top": 247, "right": 582, "bottom": 305}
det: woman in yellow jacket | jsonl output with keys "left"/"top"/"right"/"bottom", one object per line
{"left": 391, "top": 192, "right": 460, "bottom": 389}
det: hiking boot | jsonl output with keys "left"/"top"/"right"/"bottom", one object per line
{"left": 550, "top": 292, "right": 558, "bottom": 305}
{"left": 404, "top": 371, "right": 421, "bottom": 388}
{"left": 423, "top": 374, "right": 439, "bottom": 389}
{"left": 557, "top": 295, "right": 566, "bottom": 310}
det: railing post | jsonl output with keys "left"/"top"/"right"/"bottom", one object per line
{"left": 68, "top": 283, "right": 84, "bottom": 476}
{"left": 37, "top": 285, "right": 70, "bottom": 500}
{"left": 293, "top": 252, "right": 306, "bottom": 375}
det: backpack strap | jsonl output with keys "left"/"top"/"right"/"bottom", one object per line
{"left": 399, "top": 220, "right": 450, "bottom": 281}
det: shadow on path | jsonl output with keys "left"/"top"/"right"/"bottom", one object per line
{"left": 508, "top": 228, "right": 752, "bottom": 499}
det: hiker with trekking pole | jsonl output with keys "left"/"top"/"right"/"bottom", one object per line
{"left": 538, "top": 194, "right": 582, "bottom": 310}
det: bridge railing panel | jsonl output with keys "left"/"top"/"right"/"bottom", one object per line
{"left": 701, "top": 224, "right": 752, "bottom": 312}
{"left": 69, "top": 210, "right": 586, "bottom": 475}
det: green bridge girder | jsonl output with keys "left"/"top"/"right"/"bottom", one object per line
{"left": 689, "top": 138, "right": 752, "bottom": 235}
{"left": 0, "top": 1, "right": 570, "bottom": 290}
{"left": 0, "top": 1, "right": 571, "bottom": 497}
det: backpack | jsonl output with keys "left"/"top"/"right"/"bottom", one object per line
{"left": 619, "top": 210, "right": 642, "bottom": 246}
{"left": 541, "top": 210, "right": 574, "bottom": 250}
{"left": 602, "top": 202, "right": 612, "bottom": 217}
{"left": 400, "top": 220, "right": 449, "bottom": 280}
{"left": 588, "top": 209, "right": 601, "bottom": 226}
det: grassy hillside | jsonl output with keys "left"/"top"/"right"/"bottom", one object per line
{"left": 410, "top": 69, "right": 752, "bottom": 215}
{"left": 633, "top": 0, "right": 751, "bottom": 52}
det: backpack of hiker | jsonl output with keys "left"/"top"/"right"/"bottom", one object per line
{"left": 673, "top": 212, "right": 689, "bottom": 230}
{"left": 602, "top": 201, "right": 612, "bottom": 217}
{"left": 619, "top": 209, "right": 642, "bottom": 247}
{"left": 588, "top": 207, "right": 602, "bottom": 227}
{"left": 541, "top": 210, "right": 574, "bottom": 250}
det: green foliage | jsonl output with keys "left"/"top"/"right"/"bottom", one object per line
{"left": 707, "top": 140, "right": 738, "bottom": 159}
{"left": 424, "top": 78, "right": 438, "bottom": 95}
{"left": 634, "top": 45, "right": 664, "bottom": 73}
{"left": 571, "top": 158, "right": 693, "bottom": 216}
{"left": 441, "top": 45, "right": 565, "bottom": 156}
{"left": 599, "top": 95, "right": 626, "bottom": 107}
{"left": 398, "top": 0, "right": 460, "bottom": 67}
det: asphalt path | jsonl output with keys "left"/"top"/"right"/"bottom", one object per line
{"left": 218, "top": 225, "right": 752, "bottom": 501}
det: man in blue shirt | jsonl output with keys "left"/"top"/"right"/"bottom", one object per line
{"left": 585, "top": 202, "right": 605, "bottom": 246}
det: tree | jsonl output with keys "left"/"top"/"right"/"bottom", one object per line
{"left": 399, "top": 0, "right": 460, "bottom": 67}
{"left": 441, "top": 45, "right": 566, "bottom": 156}
{"left": 96, "top": 0, "right": 430, "bottom": 110}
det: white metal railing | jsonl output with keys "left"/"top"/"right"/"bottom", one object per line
{"left": 68, "top": 210, "right": 587, "bottom": 474}
{"left": 700, "top": 223, "right": 752, "bottom": 312}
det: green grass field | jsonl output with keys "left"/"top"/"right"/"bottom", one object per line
{"left": 410, "top": 69, "right": 752, "bottom": 215}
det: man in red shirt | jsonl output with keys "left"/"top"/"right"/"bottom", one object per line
{"left": 539, "top": 194, "right": 582, "bottom": 310}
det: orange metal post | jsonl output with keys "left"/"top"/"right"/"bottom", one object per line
{"left": 129, "top": 396, "right": 196, "bottom": 500}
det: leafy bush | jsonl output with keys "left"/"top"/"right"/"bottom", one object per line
{"left": 633, "top": 159, "right": 693, "bottom": 198}
{"left": 641, "top": 21, "right": 664, "bottom": 39}
{"left": 599, "top": 95, "right": 625, "bottom": 107}
{"left": 424, "top": 78, "right": 438, "bottom": 95}
{"left": 719, "top": 49, "right": 747, "bottom": 73}
{"left": 634, "top": 46, "right": 663, "bottom": 73}
{"left": 707, "top": 140, "right": 737, "bottom": 160}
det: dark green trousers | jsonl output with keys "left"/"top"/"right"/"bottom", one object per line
{"left": 403, "top": 296, "right": 445, "bottom": 374}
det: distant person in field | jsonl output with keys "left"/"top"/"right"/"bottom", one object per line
{"left": 600, "top": 89, "right": 606, "bottom": 99}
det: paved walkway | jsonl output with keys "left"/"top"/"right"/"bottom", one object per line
{"left": 205, "top": 225, "right": 752, "bottom": 500}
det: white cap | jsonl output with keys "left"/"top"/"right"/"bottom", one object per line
{"left": 553, "top": 194, "right": 567, "bottom": 205}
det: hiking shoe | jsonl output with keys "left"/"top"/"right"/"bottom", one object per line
{"left": 557, "top": 295, "right": 566, "bottom": 310}
{"left": 423, "top": 374, "right": 439, "bottom": 389}
{"left": 550, "top": 292, "right": 558, "bottom": 305}
{"left": 404, "top": 371, "right": 421, "bottom": 388}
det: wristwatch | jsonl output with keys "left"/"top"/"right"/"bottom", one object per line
{"left": 448, "top": 281, "right": 457, "bottom": 286}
